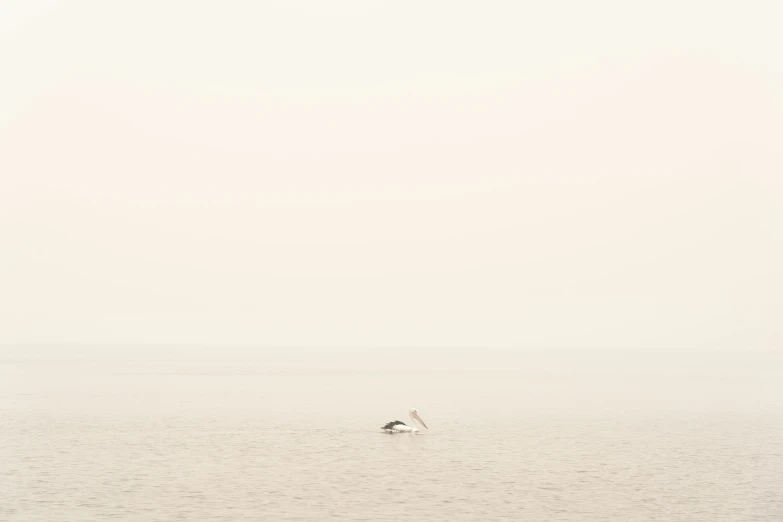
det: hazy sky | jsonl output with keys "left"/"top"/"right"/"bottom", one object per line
{"left": 1, "top": 1, "right": 781, "bottom": 350}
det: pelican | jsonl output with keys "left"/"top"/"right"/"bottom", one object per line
{"left": 381, "top": 408, "right": 428, "bottom": 433}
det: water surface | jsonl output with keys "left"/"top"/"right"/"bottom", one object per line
{"left": 1, "top": 347, "right": 781, "bottom": 521}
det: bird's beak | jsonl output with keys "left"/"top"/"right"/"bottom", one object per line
{"left": 413, "top": 411, "right": 428, "bottom": 429}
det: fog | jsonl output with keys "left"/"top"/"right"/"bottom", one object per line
{"left": 2, "top": 1, "right": 781, "bottom": 350}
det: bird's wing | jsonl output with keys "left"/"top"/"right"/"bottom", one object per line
{"left": 381, "top": 420, "right": 407, "bottom": 430}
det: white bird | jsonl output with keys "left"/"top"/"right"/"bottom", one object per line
{"left": 381, "top": 408, "right": 428, "bottom": 433}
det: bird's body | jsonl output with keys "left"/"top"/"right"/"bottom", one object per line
{"left": 381, "top": 420, "right": 414, "bottom": 432}
{"left": 381, "top": 409, "right": 428, "bottom": 433}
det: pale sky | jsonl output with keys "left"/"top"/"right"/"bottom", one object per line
{"left": 1, "top": 1, "right": 781, "bottom": 350}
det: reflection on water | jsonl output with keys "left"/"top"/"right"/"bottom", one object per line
{"left": 1, "top": 347, "right": 781, "bottom": 521}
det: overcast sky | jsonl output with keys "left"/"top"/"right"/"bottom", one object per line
{"left": 1, "top": 1, "right": 781, "bottom": 350}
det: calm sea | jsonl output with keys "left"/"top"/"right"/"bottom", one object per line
{"left": 1, "top": 346, "right": 781, "bottom": 521}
